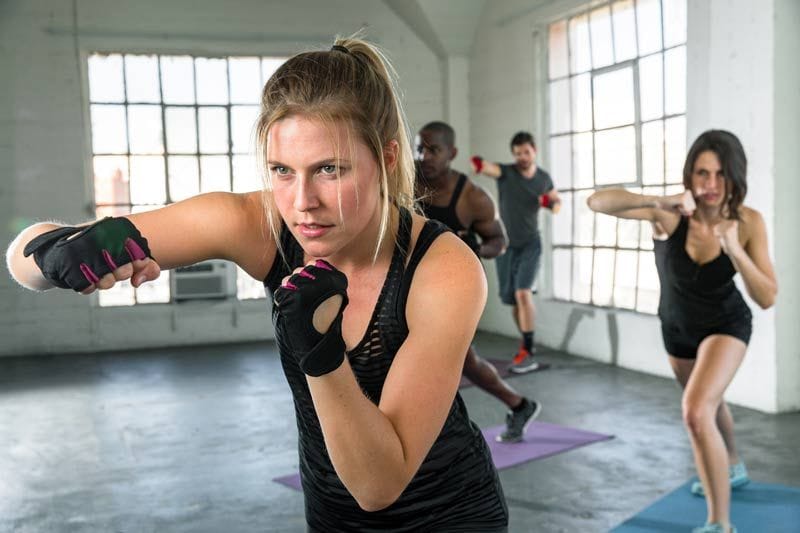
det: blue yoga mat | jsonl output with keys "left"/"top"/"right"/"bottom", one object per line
{"left": 612, "top": 479, "right": 800, "bottom": 532}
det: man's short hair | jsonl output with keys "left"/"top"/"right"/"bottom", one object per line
{"left": 420, "top": 121, "right": 456, "bottom": 147}
{"left": 510, "top": 131, "right": 536, "bottom": 150}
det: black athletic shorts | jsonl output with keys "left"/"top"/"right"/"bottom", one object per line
{"left": 660, "top": 311, "right": 752, "bottom": 359}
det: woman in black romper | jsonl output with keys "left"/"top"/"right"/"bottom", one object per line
{"left": 587, "top": 130, "right": 777, "bottom": 533}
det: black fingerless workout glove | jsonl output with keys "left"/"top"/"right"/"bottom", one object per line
{"left": 22, "top": 217, "right": 152, "bottom": 292}
{"left": 273, "top": 260, "right": 349, "bottom": 377}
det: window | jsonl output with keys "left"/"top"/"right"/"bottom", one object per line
{"left": 547, "top": 0, "right": 686, "bottom": 313}
{"left": 88, "top": 53, "right": 286, "bottom": 306}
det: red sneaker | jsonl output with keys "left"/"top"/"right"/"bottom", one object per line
{"left": 512, "top": 346, "right": 531, "bottom": 365}
{"left": 510, "top": 347, "right": 542, "bottom": 374}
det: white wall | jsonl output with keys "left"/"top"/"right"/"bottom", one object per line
{"left": 470, "top": 0, "right": 560, "bottom": 340}
{"left": 470, "top": 0, "right": 796, "bottom": 412}
{"left": 443, "top": 56, "right": 472, "bottom": 174}
{"left": 773, "top": 0, "right": 800, "bottom": 412}
{"left": 0, "top": 0, "right": 443, "bottom": 356}
{"left": 686, "top": 0, "right": 777, "bottom": 410}
{"left": 3, "top": 0, "right": 794, "bottom": 412}
{"left": 469, "top": 0, "right": 665, "bottom": 364}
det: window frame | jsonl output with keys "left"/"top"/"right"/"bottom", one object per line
{"left": 545, "top": 0, "right": 687, "bottom": 314}
{"left": 86, "top": 52, "right": 286, "bottom": 305}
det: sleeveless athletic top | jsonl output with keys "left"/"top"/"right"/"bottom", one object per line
{"left": 420, "top": 173, "right": 483, "bottom": 256}
{"left": 264, "top": 207, "right": 508, "bottom": 532}
{"left": 420, "top": 173, "right": 469, "bottom": 233}
{"left": 654, "top": 216, "right": 751, "bottom": 328}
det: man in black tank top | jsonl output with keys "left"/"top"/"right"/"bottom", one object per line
{"left": 415, "top": 121, "right": 541, "bottom": 443}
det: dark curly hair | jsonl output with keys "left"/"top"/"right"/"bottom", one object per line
{"left": 682, "top": 129, "right": 747, "bottom": 220}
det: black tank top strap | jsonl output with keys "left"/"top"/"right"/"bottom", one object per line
{"left": 405, "top": 218, "right": 448, "bottom": 284}
{"left": 419, "top": 174, "right": 470, "bottom": 233}
{"left": 395, "top": 205, "right": 413, "bottom": 259}
{"left": 396, "top": 217, "right": 450, "bottom": 331}
{"left": 448, "top": 173, "right": 468, "bottom": 210}
{"left": 667, "top": 215, "right": 689, "bottom": 244}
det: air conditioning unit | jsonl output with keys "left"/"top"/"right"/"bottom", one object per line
{"left": 170, "top": 260, "right": 237, "bottom": 301}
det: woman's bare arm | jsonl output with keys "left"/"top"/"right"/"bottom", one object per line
{"left": 6, "top": 191, "right": 275, "bottom": 292}
{"left": 719, "top": 208, "right": 777, "bottom": 309}
{"left": 587, "top": 188, "right": 692, "bottom": 237}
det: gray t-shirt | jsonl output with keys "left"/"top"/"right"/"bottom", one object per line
{"left": 496, "top": 164, "right": 554, "bottom": 246}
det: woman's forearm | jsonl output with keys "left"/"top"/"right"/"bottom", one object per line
{"left": 307, "top": 360, "right": 412, "bottom": 512}
{"left": 587, "top": 188, "right": 658, "bottom": 215}
{"left": 728, "top": 247, "right": 777, "bottom": 309}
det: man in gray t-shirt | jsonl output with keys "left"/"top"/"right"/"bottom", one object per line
{"left": 497, "top": 163, "right": 555, "bottom": 247}
{"left": 471, "top": 132, "right": 561, "bottom": 373}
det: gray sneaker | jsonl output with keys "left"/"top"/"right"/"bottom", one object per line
{"left": 509, "top": 352, "right": 543, "bottom": 374}
{"left": 496, "top": 399, "right": 542, "bottom": 443}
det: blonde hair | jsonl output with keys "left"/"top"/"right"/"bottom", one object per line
{"left": 255, "top": 35, "right": 416, "bottom": 261}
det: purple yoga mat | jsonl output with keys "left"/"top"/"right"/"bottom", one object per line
{"left": 273, "top": 421, "right": 612, "bottom": 491}
{"left": 274, "top": 472, "right": 304, "bottom": 491}
{"left": 483, "top": 420, "right": 612, "bottom": 470}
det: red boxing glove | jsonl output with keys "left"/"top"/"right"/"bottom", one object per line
{"left": 539, "top": 194, "right": 551, "bottom": 208}
{"left": 470, "top": 156, "right": 484, "bottom": 173}
{"left": 540, "top": 194, "right": 562, "bottom": 213}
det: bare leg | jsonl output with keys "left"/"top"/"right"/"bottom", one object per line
{"left": 513, "top": 289, "right": 535, "bottom": 332}
{"left": 510, "top": 304, "right": 520, "bottom": 332}
{"left": 462, "top": 345, "right": 524, "bottom": 409}
{"left": 715, "top": 403, "right": 740, "bottom": 465}
{"left": 670, "top": 357, "right": 741, "bottom": 465}
{"left": 681, "top": 334, "right": 746, "bottom": 531}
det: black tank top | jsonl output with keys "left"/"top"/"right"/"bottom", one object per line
{"left": 654, "top": 216, "right": 751, "bottom": 328}
{"left": 264, "top": 207, "right": 508, "bottom": 532}
{"left": 420, "top": 173, "right": 469, "bottom": 233}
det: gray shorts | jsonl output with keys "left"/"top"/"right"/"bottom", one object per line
{"left": 496, "top": 237, "right": 542, "bottom": 306}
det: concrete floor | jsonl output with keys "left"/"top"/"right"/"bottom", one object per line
{"left": 1, "top": 332, "right": 798, "bottom": 532}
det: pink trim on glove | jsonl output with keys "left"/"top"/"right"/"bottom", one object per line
{"left": 314, "top": 259, "right": 333, "bottom": 270}
{"left": 124, "top": 238, "right": 147, "bottom": 261}
{"left": 102, "top": 249, "right": 119, "bottom": 271}
{"left": 79, "top": 263, "right": 100, "bottom": 284}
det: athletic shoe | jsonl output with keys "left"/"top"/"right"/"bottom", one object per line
{"left": 691, "top": 462, "right": 750, "bottom": 497}
{"left": 511, "top": 345, "right": 535, "bottom": 364}
{"left": 509, "top": 349, "right": 541, "bottom": 374}
{"left": 692, "top": 523, "right": 736, "bottom": 533}
{"left": 496, "top": 399, "right": 542, "bottom": 443}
